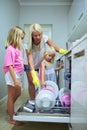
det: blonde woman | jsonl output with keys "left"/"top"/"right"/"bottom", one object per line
{"left": 3, "top": 27, "right": 24, "bottom": 125}
{"left": 23, "top": 23, "right": 67, "bottom": 112}
{"left": 39, "top": 46, "right": 64, "bottom": 87}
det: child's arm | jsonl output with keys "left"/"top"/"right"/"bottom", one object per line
{"left": 55, "top": 63, "right": 64, "bottom": 71}
{"left": 41, "top": 61, "right": 46, "bottom": 87}
{"left": 8, "top": 66, "right": 21, "bottom": 87}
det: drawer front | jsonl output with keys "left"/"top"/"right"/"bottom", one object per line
{"left": 13, "top": 114, "right": 70, "bottom": 123}
{"left": 72, "top": 39, "right": 87, "bottom": 82}
{"left": 71, "top": 38, "right": 87, "bottom": 125}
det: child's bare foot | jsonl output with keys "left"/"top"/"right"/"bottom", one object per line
{"left": 9, "top": 120, "right": 25, "bottom": 126}
{"left": 6, "top": 109, "right": 9, "bottom": 115}
{"left": 15, "top": 121, "right": 25, "bottom": 126}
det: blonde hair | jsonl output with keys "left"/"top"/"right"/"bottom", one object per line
{"left": 5, "top": 26, "right": 23, "bottom": 49}
{"left": 43, "top": 46, "right": 56, "bottom": 63}
{"left": 16, "top": 26, "right": 25, "bottom": 35}
{"left": 28, "top": 23, "right": 43, "bottom": 51}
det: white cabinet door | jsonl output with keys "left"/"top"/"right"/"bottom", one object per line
{"left": 68, "top": 0, "right": 86, "bottom": 42}
{"left": 84, "top": 0, "right": 87, "bottom": 13}
{"left": 71, "top": 36, "right": 87, "bottom": 130}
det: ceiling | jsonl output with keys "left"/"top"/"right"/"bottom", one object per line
{"left": 18, "top": 0, "right": 73, "bottom": 6}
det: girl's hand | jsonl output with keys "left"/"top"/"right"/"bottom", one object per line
{"left": 8, "top": 66, "right": 21, "bottom": 88}
{"left": 14, "top": 79, "right": 21, "bottom": 88}
{"left": 42, "top": 82, "right": 46, "bottom": 87}
{"left": 61, "top": 63, "right": 64, "bottom": 69}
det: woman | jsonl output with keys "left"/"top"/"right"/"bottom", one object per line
{"left": 23, "top": 23, "right": 67, "bottom": 112}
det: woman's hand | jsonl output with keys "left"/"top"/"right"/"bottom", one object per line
{"left": 59, "top": 48, "right": 67, "bottom": 54}
{"left": 30, "top": 70, "right": 40, "bottom": 88}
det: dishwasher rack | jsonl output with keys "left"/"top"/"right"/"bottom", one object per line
{"left": 13, "top": 100, "right": 70, "bottom": 123}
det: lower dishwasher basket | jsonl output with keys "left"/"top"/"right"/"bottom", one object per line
{"left": 13, "top": 100, "right": 70, "bottom": 123}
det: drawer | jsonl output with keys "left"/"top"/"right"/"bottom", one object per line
{"left": 13, "top": 112, "right": 70, "bottom": 123}
{"left": 72, "top": 38, "right": 87, "bottom": 63}
{"left": 13, "top": 102, "right": 70, "bottom": 123}
{"left": 71, "top": 38, "right": 87, "bottom": 82}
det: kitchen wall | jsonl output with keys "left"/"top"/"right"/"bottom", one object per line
{"left": 19, "top": 5, "right": 70, "bottom": 48}
{"left": 0, "top": 0, "right": 20, "bottom": 102}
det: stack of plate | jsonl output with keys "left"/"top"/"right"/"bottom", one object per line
{"left": 35, "top": 80, "right": 59, "bottom": 110}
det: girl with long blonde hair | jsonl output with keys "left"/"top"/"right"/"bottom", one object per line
{"left": 39, "top": 46, "right": 64, "bottom": 87}
{"left": 3, "top": 26, "right": 24, "bottom": 125}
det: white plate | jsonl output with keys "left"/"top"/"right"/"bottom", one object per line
{"left": 45, "top": 80, "right": 59, "bottom": 98}
{"left": 36, "top": 90, "right": 56, "bottom": 109}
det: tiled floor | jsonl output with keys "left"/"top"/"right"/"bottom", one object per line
{"left": 0, "top": 90, "right": 69, "bottom": 130}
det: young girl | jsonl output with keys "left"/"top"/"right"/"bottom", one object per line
{"left": 39, "top": 46, "right": 64, "bottom": 87}
{"left": 3, "top": 27, "right": 24, "bottom": 125}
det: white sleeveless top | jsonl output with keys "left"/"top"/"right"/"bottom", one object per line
{"left": 23, "top": 35, "right": 48, "bottom": 69}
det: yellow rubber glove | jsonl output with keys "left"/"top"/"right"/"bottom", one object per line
{"left": 31, "top": 70, "right": 40, "bottom": 88}
{"left": 59, "top": 48, "right": 67, "bottom": 54}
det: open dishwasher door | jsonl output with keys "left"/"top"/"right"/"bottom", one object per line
{"left": 13, "top": 99, "right": 70, "bottom": 123}
{"left": 13, "top": 80, "right": 70, "bottom": 123}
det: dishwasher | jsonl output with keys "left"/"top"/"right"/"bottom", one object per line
{"left": 13, "top": 52, "right": 71, "bottom": 124}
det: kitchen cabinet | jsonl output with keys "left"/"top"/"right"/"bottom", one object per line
{"left": 71, "top": 34, "right": 87, "bottom": 130}
{"left": 56, "top": 34, "right": 87, "bottom": 130}
{"left": 68, "top": 0, "right": 85, "bottom": 33}
{"left": 68, "top": 0, "right": 87, "bottom": 42}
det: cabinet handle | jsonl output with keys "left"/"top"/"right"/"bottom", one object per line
{"left": 72, "top": 25, "right": 76, "bottom": 31}
{"left": 74, "top": 50, "right": 85, "bottom": 58}
{"left": 78, "top": 12, "right": 83, "bottom": 21}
